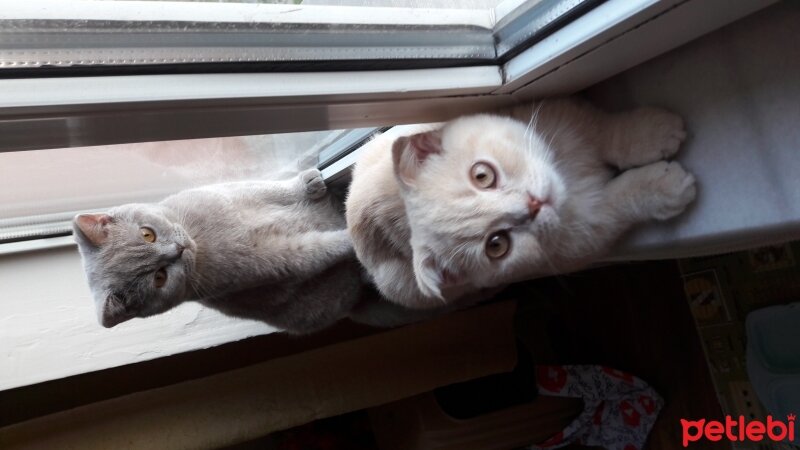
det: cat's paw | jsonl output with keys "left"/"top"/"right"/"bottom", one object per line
{"left": 640, "top": 161, "right": 697, "bottom": 220}
{"left": 300, "top": 169, "right": 327, "bottom": 200}
{"left": 613, "top": 107, "right": 687, "bottom": 168}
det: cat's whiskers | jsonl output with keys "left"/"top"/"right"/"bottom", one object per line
{"left": 524, "top": 103, "right": 544, "bottom": 157}
{"left": 188, "top": 273, "right": 214, "bottom": 300}
{"left": 542, "top": 122, "right": 562, "bottom": 163}
{"left": 553, "top": 221, "right": 603, "bottom": 258}
{"left": 538, "top": 241, "right": 566, "bottom": 275}
{"left": 523, "top": 106, "right": 535, "bottom": 143}
{"left": 443, "top": 241, "right": 473, "bottom": 271}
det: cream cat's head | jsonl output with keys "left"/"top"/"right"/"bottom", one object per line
{"left": 72, "top": 204, "right": 197, "bottom": 328}
{"left": 393, "top": 114, "right": 568, "bottom": 300}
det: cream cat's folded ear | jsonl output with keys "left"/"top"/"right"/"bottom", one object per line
{"left": 392, "top": 130, "right": 443, "bottom": 188}
{"left": 73, "top": 213, "right": 113, "bottom": 247}
{"left": 411, "top": 244, "right": 463, "bottom": 301}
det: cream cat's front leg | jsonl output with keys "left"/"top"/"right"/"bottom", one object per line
{"left": 604, "top": 161, "right": 697, "bottom": 224}
{"left": 600, "top": 107, "right": 687, "bottom": 169}
{"left": 597, "top": 104, "right": 696, "bottom": 223}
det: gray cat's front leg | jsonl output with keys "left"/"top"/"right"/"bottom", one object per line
{"left": 216, "top": 169, "right": 327, "bottom": 205}
{"left": 298, "top": 168, "right": 328, "bottom": 200}
{"left": 256, "top": 229, "right": 355, "bottom": 280}
{"left": 261, "top": 168, "right": 327, "bottom": 203}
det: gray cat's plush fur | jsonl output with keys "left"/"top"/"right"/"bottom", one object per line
{"left": 73, "top": 169, "right": 362, "bottom": 334}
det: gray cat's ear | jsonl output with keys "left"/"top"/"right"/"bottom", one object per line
{"left": 412, "top": 247, "right": 461, "bottom": 300}
{"left": 392, "top": 130, "right": 443, "bottom": 187}
{"left": 73, "top": 213, "right": 113, "bottom": 247}
{"left": 101, "top": 294, "right": 133, "bottom": 328}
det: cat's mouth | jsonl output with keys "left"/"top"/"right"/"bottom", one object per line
{"left": 182, "top": 236, "right": 198, "bottom": 257}
{"left": 180, "top": 243, "right": 196, "bottom": 270}
{"left": 525, "top": 204, "right": 561, "bottom": 239}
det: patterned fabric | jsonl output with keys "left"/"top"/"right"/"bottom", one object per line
{"left": 529, "top": 365, "right": 664, "bottom": 450}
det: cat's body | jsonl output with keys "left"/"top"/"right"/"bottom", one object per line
{"left": 74, "top": 169, "right": 362, "bottom": 334}
{"left": 346, "top": 98, "right": 696, "bottom": 309}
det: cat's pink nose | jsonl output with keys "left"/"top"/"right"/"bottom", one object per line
{"left": 175, "top": 244, "right": 185, "bottom": 256}
{"left": 527, "top": 195, "right": 543, "bottom": 219}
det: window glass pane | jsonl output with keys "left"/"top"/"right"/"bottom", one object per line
{"left": 0, "top": 0, "right": 595, "bottom": 73}
{"left": 0, "top": 130, "right": 336, "bottom": 243}
{"left": 110, "top": 0, "right": 503, "bottom": 8}
{"left": 302, "top": 0, "right": 503, "bottom": 7}
{"left": 0, "top": 0, "right": 498, "bottom": 72}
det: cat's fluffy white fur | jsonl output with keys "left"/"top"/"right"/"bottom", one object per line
{"left": 74, "top": 169, "right": 364, "bottom": 334}
{"left": 346, "top": 98, "right": 696, "bottom": 309}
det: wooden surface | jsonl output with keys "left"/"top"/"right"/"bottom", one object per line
{"left": 0, "top": 320, "right": 380, "bottom": 427}
{"left": 0, "top": 301, "right": 518, "bottom": 450}
{"left": 369, "top": 393, "right": 582, "bottom": 450}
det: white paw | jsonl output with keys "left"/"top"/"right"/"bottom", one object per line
{"left": 620, "top": 107, "right": 687, "bottom": 167}
{"left": 641, "top": 161, "right": 697, "bottom": 220}
{"left": 300, "top": 169, "right": 327, "bottom": 199}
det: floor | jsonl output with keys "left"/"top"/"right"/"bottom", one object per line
{"left": 514, "top": 260, "right": 728, "bottom": 449}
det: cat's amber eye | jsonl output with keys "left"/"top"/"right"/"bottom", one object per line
{"left": 485, "top": 231, "right": 510, "bottom": 259}
{"left": 470, "top": 162, "right": 497, "bottom": 189}
{"left": 140, "top": 227, "right": 156, "bottom": 243}
{"left": 154, "top": 268, "right": 168, "bottom": 288}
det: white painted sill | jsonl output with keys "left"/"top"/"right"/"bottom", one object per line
{"left": 0, "top": 246, "right": 276, "bottom": 391}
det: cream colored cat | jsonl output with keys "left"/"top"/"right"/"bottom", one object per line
{"left": 346, "top": 98, "right": 696, "bottom": 309}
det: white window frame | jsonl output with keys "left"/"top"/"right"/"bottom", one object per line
{"left": 0, "top": 0, "right": 777, "bottom": 391}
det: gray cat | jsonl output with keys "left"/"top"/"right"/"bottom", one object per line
{"left": 73, "top": 169, "right": 363, "bottom": 334}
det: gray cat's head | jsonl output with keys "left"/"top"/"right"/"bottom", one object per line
{"left": 392, "top": 114, "right": 568, "bottom": 300}
{"left": 72, "top": 203, "right": 197, "bottom": 328}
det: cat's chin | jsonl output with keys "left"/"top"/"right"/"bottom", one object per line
{"left": 527, "top": 205, "right": 561, "bottom": 235}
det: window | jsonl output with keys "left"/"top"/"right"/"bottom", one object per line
{"left": 0, "top": 130, "right": 343, "bottom": 244}
{"left": 0, "top": 0, "right": 596, "bottom": 75}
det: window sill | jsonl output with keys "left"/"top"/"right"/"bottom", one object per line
{"left": 0, "top": 246, "right": 276, "bottom": 391}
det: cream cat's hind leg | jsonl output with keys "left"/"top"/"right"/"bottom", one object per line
{"left": 605, "top": 161, "right": 697, "bottom": 223}
{"left": 602, "top": 107, "right": 687, "bottom": 170}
